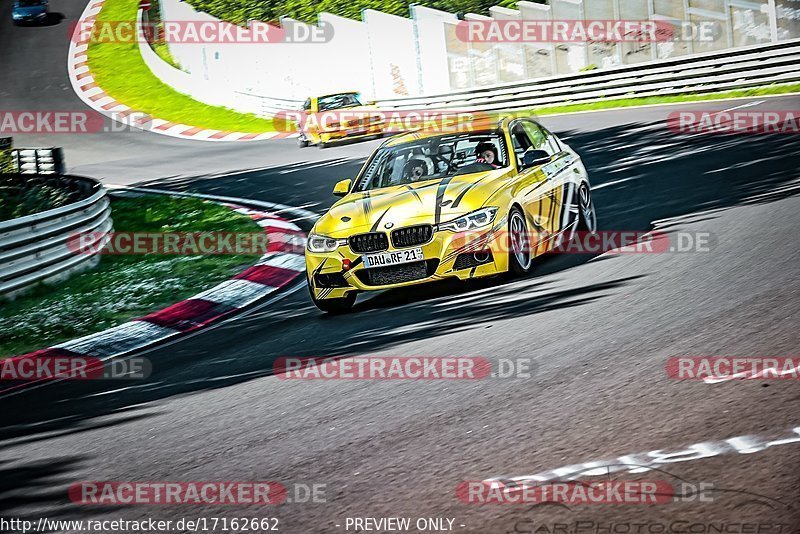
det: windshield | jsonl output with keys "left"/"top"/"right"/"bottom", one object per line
{"left": 354, "top": 132, "right": 509, "bottom": 192}
{"left": 17, "top": 0, "right": 45, "bottom": 6}
{"left": 318, "top": 93, "right": 361, "bottom": 111}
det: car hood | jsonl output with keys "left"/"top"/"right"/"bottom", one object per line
{"left": 14, "top": 5, "right": 46, "bottom": 15}
{"left": 314, "top": 168, "right": 509, "bottom": 237}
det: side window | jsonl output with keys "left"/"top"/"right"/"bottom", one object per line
{"left": 510, "top": 122, "right": 533, "bottom": 155}
{"left": 522, "top": 122, "right": 547, "bottom": 151}
{"left": 520, "top": 121, "right": 562, "bottom": 157}
{"left": 541, "top": 126, "right": 562, "bottom": 155}
{"left": 302, "top": 99, "right": 311, "bottom": 111}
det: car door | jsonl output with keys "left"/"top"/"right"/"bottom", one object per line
{"left": 532, "top": 124, "right": 586, "bottom": 237}
{"left": 509, "top": 119, "right": 565, "bottom": 252}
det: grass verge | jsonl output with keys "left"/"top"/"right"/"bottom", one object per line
{"left": 0, "top": 195, "right": 262, "bottom": 358}
{"left": 87, "top": 0, "right": 275, "bottom": 133}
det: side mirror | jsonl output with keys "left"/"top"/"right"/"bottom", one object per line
{"left": 521, "top": 150, "right": 551, "bottom": 169}
{"left": 333, "top": 178, "right": 352, "bottom": 197}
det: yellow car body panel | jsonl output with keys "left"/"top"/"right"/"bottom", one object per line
{"left": 301, "top": 93, "right": 384, "bottom": 146}
{"left": 305, "top": 116, "right": 595, "bottom": 305}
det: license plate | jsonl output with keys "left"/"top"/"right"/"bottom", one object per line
{"left": 363, "top": 248, "right": 424, "bottom": 269}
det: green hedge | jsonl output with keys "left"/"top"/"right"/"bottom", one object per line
{"left": 184, "top": 0, "right": 537, "bottom": 25}
{"left": 0, "top": 175, "right": 78, "bottom": 222}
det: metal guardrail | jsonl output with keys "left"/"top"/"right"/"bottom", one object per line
{"left": 0, "top": 175, "right": 112, "bottom": 298}
{"left": 371, "top": 38, "right": 800, "bottom": 111}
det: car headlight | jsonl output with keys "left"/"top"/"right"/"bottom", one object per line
{"left": 437, "top": 207, "right": 499, "bottom": 232}
{"left": 307, "top": 233, "right": 345, "bottom": 253}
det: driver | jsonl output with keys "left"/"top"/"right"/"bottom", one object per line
{"left": 474, "top": 142, "right": 501, "bottom": 169}
{"left": 402, "top": 159, "right": 428, "bottom": 183}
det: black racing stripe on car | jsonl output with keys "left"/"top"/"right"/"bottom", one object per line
{"left": 370, "top": 207, "right": 391, "bottom": 232}
{"left": 452, "top": 172, "right": 492, "bottom": 209}
{"left": 450, "top": 182, "right": 475, "bottom": 209}
{"left": 469, "top": 266, "right": 478, "bottom": 278}
{"left": 537, "top": 190, "right": 544, "bottom": 222}
{"left": 486, "top": 180, "right": 510, "bottom": 205}
{"left": 312, "top": 258, "right": 328, "bottom": 278}
{"left": 310, "top": 258, "right": 329, "bottom": 291}
{"left": 384, "top": 186, "right": 420, "bottom": 205}
{"left": 552, "top": 188, "right": 562, "bottom": 230}
{"left": 434, "top": 176, "right": 456, "bottom": 224}
{"left": 560, "top": 181, "right": 574, "bottom": 231}
{"left": 360, "top": 191, "right": 372, "bottom": 220}
{"left": 404, "top": 185, "right": 423, "bottom": 204}
{"left": 350, "top": 256, "right": 364, "bottom": 268}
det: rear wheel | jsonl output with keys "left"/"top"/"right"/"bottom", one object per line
{"left": 318, "top": 141, "right": 329, "bottom": 149}
{"left": 309, "top": 286, "right": 356, "bottom": 314}
{"left": 507, "top": 207, "right": 532, "bottom": 275}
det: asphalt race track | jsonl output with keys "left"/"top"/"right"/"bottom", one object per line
{"left": 2, "top": 1, "right": 800, "bottom": 532}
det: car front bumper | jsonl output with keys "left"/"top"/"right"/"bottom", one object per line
{"left": 318, "top": 122, "right": 383, "bottom": 144}
{"left": 306, "top": 219, "right": 510, "bottom": 301}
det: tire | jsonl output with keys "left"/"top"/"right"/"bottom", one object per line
{"left": 507, "top": 207, "right": 532, "bottom": 275}
{"left": 297, "top": 135, "right": 309, "bottom": 148}
{"left": 576, "top": 182, "right": 597, "bottom": 233}
{"left": 309, "top": 286, "right": 356, "bottom": 314}
{"left": 318, "top": 142, "right": 329, "bottom": 149}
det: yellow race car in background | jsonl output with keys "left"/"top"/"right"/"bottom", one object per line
{"left": 296, "top": 92, "right": 384, "bottom": 149}
{"left": 305, "top": 115, "right": 597, "bottom": 313}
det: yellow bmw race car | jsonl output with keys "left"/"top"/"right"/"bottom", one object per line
{"left": 305, "top": 115, "right": 597, "bottom": 313}
{"left": 296, "top": 92, "right": 384, "bottom": 149}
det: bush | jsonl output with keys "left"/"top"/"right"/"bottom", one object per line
{"left": 184, "top": 0, "right": 538, "bottom": 24}
{"left": 0, "top": 178, "right": 77, "bottom": 222}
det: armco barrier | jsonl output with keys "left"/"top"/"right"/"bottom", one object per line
{"left": 372, "top": 38, "right": 800, "bottom": 111}
{"left": 0, "top": 175, "right": 112, "bottom": 298}
{"left": 138, "top": 18, "right": 799, "bottom": 120}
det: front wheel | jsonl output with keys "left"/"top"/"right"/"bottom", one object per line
{"left": 297, "top": 135, "right": 309, "bottom": 148}
{"left": 507, "top": 207, "right": 532, "bottom": 275}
